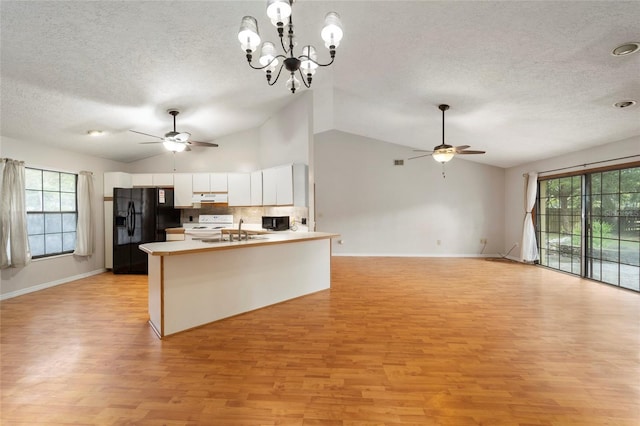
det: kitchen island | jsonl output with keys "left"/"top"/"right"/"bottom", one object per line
{"left": 139, "top": 232, "right": 338, "bottom": 338}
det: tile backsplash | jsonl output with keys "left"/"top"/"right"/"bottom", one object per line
{"left": 180, "top": 205, "right": 308, "bottom": 227}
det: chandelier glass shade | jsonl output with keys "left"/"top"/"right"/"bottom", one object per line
{"left": 238, "top": 0, "right": 343, "bottom": 93}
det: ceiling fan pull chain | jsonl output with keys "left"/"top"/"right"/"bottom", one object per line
{"left": 442, "top": 164, "right": 446, "bottom": 178}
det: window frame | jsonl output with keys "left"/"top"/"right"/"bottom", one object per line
{"left": 25, "top": 167, "right": 78, "bottom": 259}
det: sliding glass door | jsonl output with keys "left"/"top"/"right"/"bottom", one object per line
{"left": 537, "top": 165, "right": 640, "bottom": 292}
{"left": 538, "top": 175, "right": 582, "bottom": 275}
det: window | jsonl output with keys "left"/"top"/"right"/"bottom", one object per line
{"left": 25, "top": 168, "right": 77, "bottom": 258}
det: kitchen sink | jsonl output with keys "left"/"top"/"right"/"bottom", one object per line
{"left": 199, "top": 235, "right": 269, "bottom": 244}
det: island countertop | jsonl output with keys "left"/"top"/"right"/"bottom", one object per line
{"left": 139, "top": 232, "right": 339, "bottom": 256}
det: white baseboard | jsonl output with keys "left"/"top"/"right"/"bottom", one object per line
{"left": 0, "top": 268, "right": 107, "bottom": 300}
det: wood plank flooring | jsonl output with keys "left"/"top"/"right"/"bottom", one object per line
{"left": 1, "top": 257, "right": 639, "bottom": 425}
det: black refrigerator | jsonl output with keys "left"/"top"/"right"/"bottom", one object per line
{"left": 113, "top": 187, "right": 181, "bottom": 274}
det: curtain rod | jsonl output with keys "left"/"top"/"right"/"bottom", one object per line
{"left": 523, "top": 154, "right": 640, "bottom": 177}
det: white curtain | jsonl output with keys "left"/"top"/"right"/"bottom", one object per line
{"left": 0, "top": 158, "right": 31, "bottom": 268}
{"left": 520, "top": 171, "right": 539, "bottom": 262}
{"left": 74, "top": 171, "right": 95, "bottom": 256}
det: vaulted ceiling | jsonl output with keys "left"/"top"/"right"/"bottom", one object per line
{"left": 1, "top": 1, "right": 639, "bottom": 167}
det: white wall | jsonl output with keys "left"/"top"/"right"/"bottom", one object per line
{"left": 128, "top": 128, "right": 260, "bottom": 173}
{"left": 504, "top": 135, "right": 640, "bottom": 260}
{"left": 314, "top": 130, "right": 505, "bottom": 256}
{"left": 1, "top": 136, "right": 127, "bottom": 298}
{"left": 259, "top": 92, "right": 312, "bottom": 169}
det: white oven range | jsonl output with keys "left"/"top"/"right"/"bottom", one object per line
{"left": 182, "top": 214, "right": 234, "bottom": 241}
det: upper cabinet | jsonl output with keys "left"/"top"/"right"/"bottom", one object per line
{"left": 131, "top": 173, "right": 173, "bottom": 187}
{"left": 250, "top": 171, "right": 263, "bottom": 206}
{"left": 153, "top": 173, "right": 174, "bottom": 187}
{"left": 227, "top": 173, "right": 251, "bottom": 206}
{"left": 262, "top": 164, "right": 307, "bottom": 206}
{"left": 131, "top": 173, "right": 153, "bottom": 187}
{"left": 262, "top": 168, "right": 278, "bottom": 206}
{"left": 173, "top": 173, "right": 193, "bottom": 208}
{"left": 105, "top": 165, "right": 307, "bottom": 209}
{"left": 192, "top": 172, "right": 228, "bottom": 193}
{"left": 210, "top": 173, "right": 228, "bottom": 192}
{"left": 192, "top": 173, "right": 210, "bottom": 193}
{"left": 104, "top": 172, "right": 131, "bottom": 197}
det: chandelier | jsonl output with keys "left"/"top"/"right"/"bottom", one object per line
{"left": 238, "top": 0, "right": 343, "bottom": 93}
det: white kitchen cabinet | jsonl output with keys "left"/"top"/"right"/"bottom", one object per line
{"left": 103, "top": 172, "right": 131, "bottom": 197}
{"left": 173, "top": 173, "right": 193, "bottom": 208}
{"left": 261, "top": 164, "right": 307, "bottom": 206}
{"left": 192, "top": 172, "right": 228, "bottom": 192}
{"left": 275, "top": 165, "right": 294, "bottom": 205}
{"left": 152, "top": 173, "right": 174, "bottom": 187}
{"left": 132, "top": 173, "right": 153, "bottom": 187}
{"left": 210, "top": 173, "right": 228, "bottom": 192}
{"left": 262, "top": 167, "right": 278, "bottom": 205}
{"left": 227, "top": 173, "right": 251, "bottom": 206}
{"left": 250, "top": 171, "right": 263, "bottom": 206}
{"left": 192, "top": 173, "right": 210, "bottom": 192}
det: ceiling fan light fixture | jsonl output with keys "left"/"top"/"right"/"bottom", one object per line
{"left": 432, "top": 151, "right": 455, "bottom": 163}
{"left": 163, "top": 140, "right": 187, "bottom": 152}
{"left": 87, "top": 130, "right": 104, "bottom": 137}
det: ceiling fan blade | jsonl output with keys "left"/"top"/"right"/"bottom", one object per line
{"left": 454, "top": 145, "right": 470, "bottom": 151}
{"left": 457, "top": 150, "right": 486, "bottom": 154}
{"left": 130, "top": 130, "right": 163, "bottom": 140}
{"left": 412, "top": 149, "right": 433, "bottom": 153}
{"left": 139, "top": 141, "right": 163, "bottom": 145}
{"left": 188, "top": 140, "right": 219, "bottom": 147}
{"left": 407, "top": 153, "right": 433, "bottom": 160}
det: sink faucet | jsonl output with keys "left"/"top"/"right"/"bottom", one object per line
{"left": 237, "top": 218, "right": 247, "bottom": 241}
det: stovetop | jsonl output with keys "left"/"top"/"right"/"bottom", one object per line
{"left": 183, "top": 214, "right": 233, "bottom": 230}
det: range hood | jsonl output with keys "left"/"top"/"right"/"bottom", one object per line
{"left": 192, "top": 193, "right": 228, "bottom": 203}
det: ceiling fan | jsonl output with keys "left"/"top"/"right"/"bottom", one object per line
{"left": 409, "top": 104, "right": 485, "bottom": 163}
{"left": 129, "top": 109, "right": 219, "bottom": 152}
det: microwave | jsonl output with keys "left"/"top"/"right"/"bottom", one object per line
{"left": 262, "top": 216, "right": 290, "bottom": 231}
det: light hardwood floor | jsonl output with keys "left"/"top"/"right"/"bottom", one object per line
{"left": 1, "top": 257, "right": 639, "bottom": 425}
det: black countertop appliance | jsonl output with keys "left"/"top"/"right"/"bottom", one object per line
{"left": 262, "top": 215, "right": 290, "bottom": 231}
{"left": 113, "top": 187, "right": 180, "bottom": 274}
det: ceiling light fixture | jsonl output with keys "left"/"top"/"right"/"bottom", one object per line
{"left": 238, "top": 0, "right": 343, "bottom": 93}
{"left": 87, "top": 130, "right": 104, "bottom": 137}
{"left": 162, "top": 140, "right": 187, "bottom": 152}
{"left": 432, "top": 105, "right": 456, "bottom": 164}
{"left": 613, "top": 100, "right": 637, "bottom": 109}
{"left": 611, "top": 42, "right": 640, "bottom": 56}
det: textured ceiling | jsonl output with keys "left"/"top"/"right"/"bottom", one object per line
{"left": 1, "top": 1, "right": 639, "bottom": 167}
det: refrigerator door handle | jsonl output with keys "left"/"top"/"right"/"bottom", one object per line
{"left": 130, "top": 201, "right": 136, "bottom": 237}
{"left": 127, "top": 201, "right": 133, "bottom": 236}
